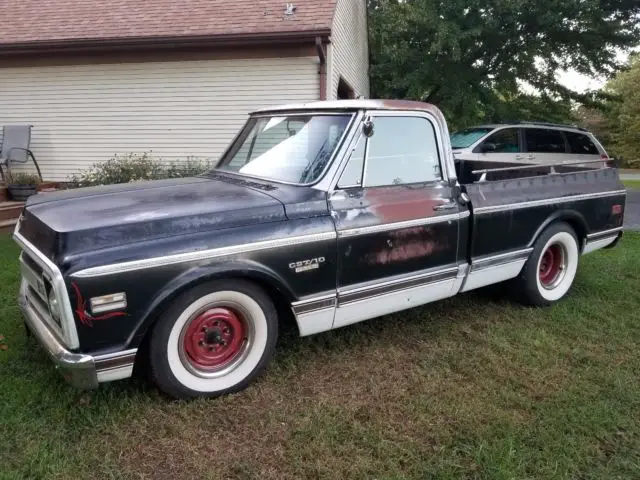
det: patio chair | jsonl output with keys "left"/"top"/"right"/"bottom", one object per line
{"left": 0, "top": 125, "right": 43, "bottom": 183}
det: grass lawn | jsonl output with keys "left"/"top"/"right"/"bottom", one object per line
{"left": 623, "top": 179, "right": 640, "bottom": 190}
{"left": 1, "top": 233, "right": 639, "bottom": 479}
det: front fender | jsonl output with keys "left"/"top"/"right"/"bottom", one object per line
{"left": 125, "top": 259, "right": 296, "bottom": 346}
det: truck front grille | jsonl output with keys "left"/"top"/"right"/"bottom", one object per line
{"left": 20, "top": 252, "right": 66, "bottom": 342}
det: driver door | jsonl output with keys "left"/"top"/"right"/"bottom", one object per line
{"left": 328, "top": 111, "right": 465, "bottom": 329}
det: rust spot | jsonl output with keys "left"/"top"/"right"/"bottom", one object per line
{"left": 361, "top": 228, "right": 447, "bottom": 265}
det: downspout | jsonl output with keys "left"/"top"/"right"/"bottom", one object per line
{"left": 315, "top": 37, "right": 327, "bottom": 100}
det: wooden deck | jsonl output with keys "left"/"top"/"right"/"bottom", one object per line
{"left": 0, "top": 201, "right": 24, "bottom": 235}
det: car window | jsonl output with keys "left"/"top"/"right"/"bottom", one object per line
{"left": 565, "top": 131, "right": 599, "bottom": 155}
{"left": 450, "top": 127, "right": 494, "bottom": 149}
{"left": 362, "top": 116, "right": 441, "bottom": 187}
{"left": 478, "top": 128, "right": 520, "bottom": 153}
{"left": 218, "top": 114, "right": 352, "bottom": 184}
{"left": 525, "top": 128, "right": 566, "bottom": 153}
{"left": 337, "top": 136, "right": 366, "bottom": 187}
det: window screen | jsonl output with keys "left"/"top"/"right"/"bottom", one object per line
{"left": 565, "top": 131, "right": 599, "bottom": 155}
{"left": 363, "top": 117, "right": 441, "bottom": 187}
{"left": 525, "top": 129, "right": 566, "bottom": 153}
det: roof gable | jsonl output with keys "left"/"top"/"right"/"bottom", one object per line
{"left": 0, "top": 0, "right": 337, "bottom": 49}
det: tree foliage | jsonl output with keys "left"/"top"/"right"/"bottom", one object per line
{"left": 603, "top": 54, "right": 640, "bottom": 166}
{"left": 368, "top": 0, "right": 640, "bottom": 127}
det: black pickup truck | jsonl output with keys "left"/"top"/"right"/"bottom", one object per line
{"left": 14, "top": 100, "right": 626, "bottom": 399}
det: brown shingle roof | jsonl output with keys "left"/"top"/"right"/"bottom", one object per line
{"left": 0, "top": 0, "right": 337, "bottom": 48}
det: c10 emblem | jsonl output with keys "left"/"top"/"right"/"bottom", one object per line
{"left": 289, "top": 257, "right": 326, "bottom": 273}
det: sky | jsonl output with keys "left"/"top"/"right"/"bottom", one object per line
{"left": 556, "top": 49, "right": 636, "bottom": 93}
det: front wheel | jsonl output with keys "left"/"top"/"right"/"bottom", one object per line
{"left": 514, "top": 222, "right": 580, "bottom": 307}
{"left": 149, "top": 279, "right": 278, "bottom": 399}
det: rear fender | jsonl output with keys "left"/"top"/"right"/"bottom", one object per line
{"left": 527, "top": 210, "right": 589, "bottom": 251}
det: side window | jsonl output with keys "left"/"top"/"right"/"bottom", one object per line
{"left": 337, "top": 136, "right": 366, "bottom": 187}
{"left": 363, "top": 116, "right": 441, "bottom": 187}
{"left": 565, "top": 131, "right": 599, "bottom": 155}
{"left": 525, "top": 128, "right": 566, "bottom": 153}
{"left": 478, "top": 128, "right": 520, "bottom": 153}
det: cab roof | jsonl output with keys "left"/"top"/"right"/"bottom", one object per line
{"left": 251, "top": 99, "right": 442, "bottom": 115}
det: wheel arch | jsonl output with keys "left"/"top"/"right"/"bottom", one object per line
{"left": 528, "top": 210, "right": 588, "bottom": 252}
{"left": 128, "top": 261, "right": 298, "bottom": 351}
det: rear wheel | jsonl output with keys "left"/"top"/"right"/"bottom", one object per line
{"left": 514, "top": 222, "right": 580, "bottom": 306}
{"left": 149, "top": 279, "right": 278, "bottom": 399}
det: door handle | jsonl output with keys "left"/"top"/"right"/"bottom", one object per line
{"left": 433, "top": 202, "right": 457, "bottom": 211}
{"left": 516, "top": 153, "right": 535, "bottom": 160}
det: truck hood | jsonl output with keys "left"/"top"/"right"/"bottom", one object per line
{"left": 18, "top": 176, "right": 286, "bottom": 259}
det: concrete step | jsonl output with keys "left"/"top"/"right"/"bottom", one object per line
{"left": 0, "top": 201, "right": 24, "bottom": 223}
{"left": 0, "top": 218, "right": 18, "bottom": 235}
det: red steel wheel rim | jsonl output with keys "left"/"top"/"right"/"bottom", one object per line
{"left": 183, "top": 307, "right": 246, "bottom": 370}
{"left": 539, "top": 244, "right": 563, "bottom": 287}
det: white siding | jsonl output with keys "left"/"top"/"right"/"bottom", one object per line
{"left": 327, "top": 0, "right": 370, "bottom": 100}
{"left": 0, "top": 56, "right": 319, "bottom": 181}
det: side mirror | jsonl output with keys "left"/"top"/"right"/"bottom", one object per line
{"left": 362, "top": 118, "right": 374, "bottom": 137}
{"left": 479, "top": 142, "right": 497, "bottom": 153}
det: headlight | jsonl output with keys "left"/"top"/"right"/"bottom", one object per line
{"left": 48, "top": 288, "right": 61, "bottom": 323}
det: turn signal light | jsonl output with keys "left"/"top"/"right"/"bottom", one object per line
{"left": 90, "top": 292, "right": 127, "bottom": 314}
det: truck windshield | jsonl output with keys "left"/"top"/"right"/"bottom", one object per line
{"left": 216, "top": 113, "right": 353, "bottom": 184}
{"left": 450, "top": 127, "right": 494, "bottom": 149}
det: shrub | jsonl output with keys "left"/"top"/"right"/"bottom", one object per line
{"left": 6, "top": 172, "right": 42, "bottom": 185}
{"left": 68, "top": 152, "right": 214, "bottom": 187}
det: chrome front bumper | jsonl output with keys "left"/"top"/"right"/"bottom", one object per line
{"left": 19, "top": 293, "right": 99, "bottom": 389}
{"left": 19, "top": 293, "right": 138, "bottom": 389}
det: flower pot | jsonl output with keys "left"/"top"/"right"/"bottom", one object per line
{"left": 8, "top": 184, "right": 38, "bottom": 201}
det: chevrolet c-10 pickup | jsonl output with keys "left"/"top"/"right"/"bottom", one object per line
{"left": 14, "top": 100, "right": 626, "bottom": 399}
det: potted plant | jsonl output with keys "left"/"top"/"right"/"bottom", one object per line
{"left": 7, "top": 172, "right": 41, "bottom": 201}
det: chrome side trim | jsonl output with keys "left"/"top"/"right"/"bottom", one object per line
{"left": 72, "top": 231, "right": 337, "bottom": 278}
{"left": 583, "top": 235, "right": 619, "bottom": 255}
{"left": 338, "top": 212, "right": 461, "bottom": 239}
{"left": 291, "top": 294, "right": 337, "bottom": 315}
{"left": 94, "top": 348, "right": 138, "bottom": 372}
{"left": 470, "top": 248, "right": 533, "bottom": 272}
{"left": 338, "top": 266, "right": 459, "bottom": 306}
{"left": 333, "top": 277, "right": 456, "bottom": 330}
{"left": 473, "top": 190, "right": 627, "bottom": 215}
{"left": 14, "top": 231, "right": 80, "bottom": 349}
{"left": 586, "top": 226, "right": 623, "bottom": 241}
{"left": 461, "top": 259, "right": 528, "bottom": 293}
{"left": 96, "top": 365, "right": 135, "bottom": 383}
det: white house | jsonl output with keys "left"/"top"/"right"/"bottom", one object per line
{"left": 0, "top": 0, "right": 370, "bottom": 181}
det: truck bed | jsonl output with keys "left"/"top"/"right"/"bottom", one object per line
{"left": 455, "top": 159, "right": 605, "bottom": 184}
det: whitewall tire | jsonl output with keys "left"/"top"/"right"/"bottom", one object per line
{"left": 149, "top": 279, "right": 278, "bottom": 399}
{"left": 515, "top": 222, "right": 580, "bottom": 307}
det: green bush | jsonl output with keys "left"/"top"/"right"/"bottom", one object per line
{"left": 68, "top": 152, "right": 213, "bottom": 187}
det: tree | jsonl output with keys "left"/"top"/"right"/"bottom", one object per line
{"left": 368, "top": 0, "right": 640, "bottom": 127}
{"left": 604, "top": 54, "right": 640, "bottom": 167}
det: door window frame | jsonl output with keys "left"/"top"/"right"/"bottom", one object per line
{"left": 332, "top": 110, "right": 449, "bottom": 191}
